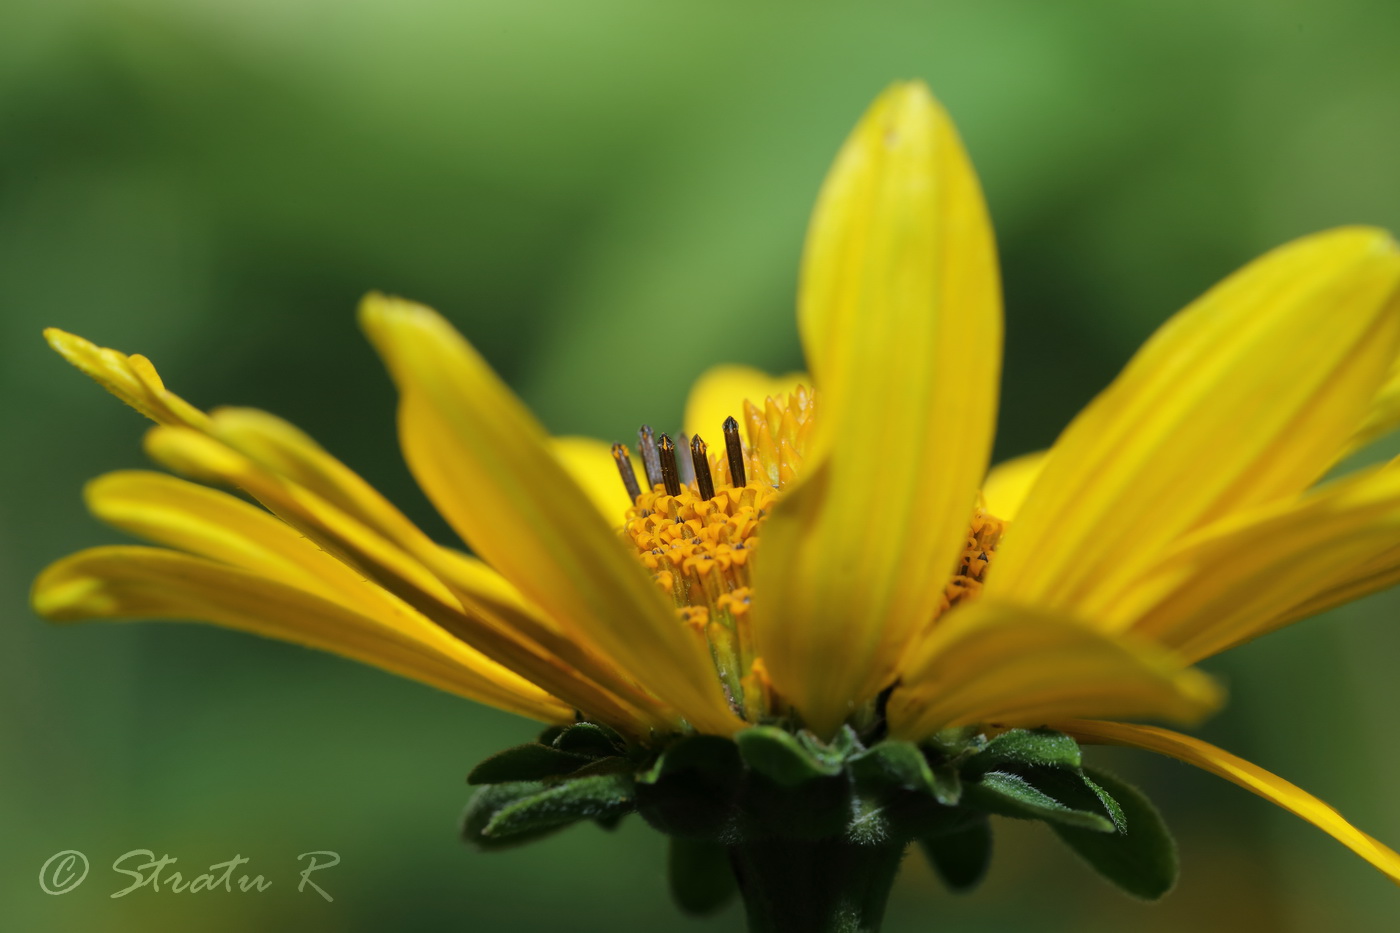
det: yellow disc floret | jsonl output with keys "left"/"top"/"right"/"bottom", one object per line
{"left": 608, "top": 384, "right": 1004, "bottom": 722}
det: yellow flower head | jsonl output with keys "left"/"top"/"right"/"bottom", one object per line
{"left": 33, "top": 82, "right": 1400, "bottom": 884}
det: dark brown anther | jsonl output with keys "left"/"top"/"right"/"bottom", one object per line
{"left": 611, "top": 443, "right": 642, "bottom": 503}
{"left": 722, "top": 416, "right": 746, "bottom": 488}
{"left": 657, "top": 433, "right": 682, "bottom": 496}
{"left": 638, "top": 425, "right": 662, "bottom": 491}
{"left": 691, "top": 435, "right": 715, "bottom": 500}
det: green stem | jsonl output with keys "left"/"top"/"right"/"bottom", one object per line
{"left": 728, "top": 839, "right": 905, "bottom": 933}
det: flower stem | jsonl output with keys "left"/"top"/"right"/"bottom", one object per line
{"left": 728, "top": 839, "right": 905, "bottom": 933}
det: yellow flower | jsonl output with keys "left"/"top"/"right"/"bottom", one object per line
{"left": 33, "top": 82, "right": 1400, "bottom": 884}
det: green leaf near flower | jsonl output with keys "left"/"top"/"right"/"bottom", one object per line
{"left": 737, "top": 726, "right": 844, "bottom": 786}
{"left": 1049, "top": 767, "right": 1178, "bottom": 900}
{"left": 963, "top": 728, "right": 1083, "bottom": 776}
{"left": 464, "top": 774, "right": 635, "bottom": 846}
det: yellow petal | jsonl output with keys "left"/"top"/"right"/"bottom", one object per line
{"left": 45, "top": 329, "right": 668, "bottom": 732}
{"left": 981, "top": 450, "right": 1047, "bottom": 521}
{"left": 143, "top": 423, "right": 665, "bottom": 732}
{"left": 1345, "top": 357, "right": 1400, "bottom": 457}
{"left": 146, "top": 424, "right": 462, "bottom": 609}
{"left": 1119, "top": 463, "right": 1400, "bottom": 661}
{"left": 1267, "top": 543, "right": 1400, "bottom": 635}
{"left": 886, "top": 600, "right": 1222, "bottom": 740}
{"left": 83, "top": 471, "right": 605, "bottom": 724}
{"left": 991, "top": 228, "right": 1400, "bottom": 622}
{"left": 85, "top": 469, "right": 404, "bottom": 614}
{"left": 752, "top": 82, "right": 1002, "bottom": 735}
{"left": 1062, "top": 720, "right": 1400, "bottom": 885}
{"left": 43, "top": 328, "right": 209, "bottom": 429}
{"left": 359, "top": 293, "right": 739, "bottom": 734}
{"left": 551, "top": 435, "right": 635, "bottom": 523}
{"left": 33, "top": 546, "right": 571, "bottom": 724}
{"left": 207, "top": 406, "right": 448, "bottom": 558}
{"left": 682, "top": 364, "right": 809, "bottom": 441}
{"left": 199, "top": 408, "right": 595, "bottom": 652}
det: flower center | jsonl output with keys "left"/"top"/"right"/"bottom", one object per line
{"left": 607, "top": 385, "right": 1005, "bottom": 721}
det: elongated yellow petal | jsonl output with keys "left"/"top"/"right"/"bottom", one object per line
{"left": 359, "top": 294, "right": 739, "bottom": 734}
{"left": 551, "top": 435, "right": 635, "bottom": 523}
{"left": 207, "top": 406, "right": 451, "bottom": 557}
{"left": 44, "top": 329, "right": 677, "bottom": 732}
{"left": 991, "top": 229, "right": 1400, "bottom": 622}
{"left": 1062, "top": 720, "right": 1400, "bottom": 885}
{"left": 147, "top": 425, "right": 461, "bottom": 608}
{"left": 751, "top": 82, "right": 1002, "bottom": 736}
{"left": 981, "top": 450, "right": 1047, "bottom": 521}
{"left": 886, "top": 600, "right": 1221, "bottom": 739}
{"left": 199, "top": 408, "right": 598, "bottom": 651}
{"left": 44, "top": 328, "right": 209, "bottom": 429}
{"left": 1265, "top": 545, "right": 1400, "bottom": 638}
{"left": 85, "top": 469, "right": 406, "bottom": 614}
{"left": 1345, "top": 357, "right": 1400, "bottom": 456}
{"left": 1119, "top": 464, "right": 1400, "bottom": 661}
{"left": 44, "top": 338, "right": 581, "bottom": 655}
{"left": 83, "top": 471, "right": 551, "bottom": 699}
{"left": 45, "top": 335, "right": 571, "bottom": 639}
{"left": 34, "top": 547, "right": 571, "bottom": 723}
{"left": 42, "top": 339, "right": 555, "bottom": 642}
{"left": 84, "top": 471, "right": 606, "bottom": 724}
{"left": 206, "top": 407, "right": 639, "bottom": 661}
{"left": 682, "top": 364, "right": 809, "bottom": 441}
{"left": 215, "top": 406, "right": 669, "bottom": 697}
{"left": 143, "top": 423, "right": 665, "bottom": 732}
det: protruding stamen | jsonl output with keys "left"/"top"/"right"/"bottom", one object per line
{"left": 678, "top": 433, "right": 696, "bottom": 487}
{"left": 691, "top": 435, "right": 715, "bottom": 500}
{"left": 657, "top": 433, "right": 682, "bottom": 496}
{"left": 722, "top": 415, "right": 746, "bottom": 488}
{"left": 638, "top": 425, "right": 663, "bottom": 491}
{"left": 611, "top": 443, "right": 642, "bottom": 503}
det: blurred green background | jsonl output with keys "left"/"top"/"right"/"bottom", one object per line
{"left": 5, "top": 0, "right": 1400, "bottom": 930}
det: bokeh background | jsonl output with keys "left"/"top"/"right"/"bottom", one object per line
{"left": 5, "top": 1, "right": 1400, "bottom": 930}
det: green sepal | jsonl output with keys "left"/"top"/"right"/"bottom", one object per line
{"left": 639, "top": 734, "right": 742, "bottom": 785}
{"left": 848, "top": 740, "right": 938, "bottom": 797}
{"left": 1081, "top": 771, "right": 1127, "bottom": 832}
{"left": 963, "top": 729, "right": 1082, "bottom": 776}
{"left": 843, "top": 743, "right": 968, "bottom": 845}
{"left": 929, "top": 765, "right": 962, "bottom": 807}
{"left": 737, "top": 726, "right": 843, "bottom": 786}
{"left": 964, "top": 771, "right": 1115, "bottom": 832}
{"left": 845, "top": 740, "right": 961, "bottom": 806}
{"left": 797, "top": 725, "right": 862, "bottom": 769}
{"left": 467, "top": 743, "right": 594, "bottom": 785}
{"left": 668, "top": 837, "right": 737, "bottom": 915}
{"left": 563, "top": 756, "right": 635, "bottom": 779}
{"left": 919, "top": 814, "right": 992, "bottom": 892}
{"left": 635, "top": 735, "right": 744, "bottom": 839}
{"left": 923, "top": 726, "right": 988, "bottom": 760}
{"left": 827, "top": 724, "right": 863, "bottom": 758}
{"left": 463, "top": 774, "right": 635, "bottom": 847}
{"left": 462, "top": 782, "right": 562, "bottom": 850}
{"left": 1049, "top": 767, "right": 1177, "bottom": 900}
{"left": 552, "top": 721, "right": 627, "bottom": 757}
{"left": 734, "top": 731, "right": 853, "bottom": 841}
